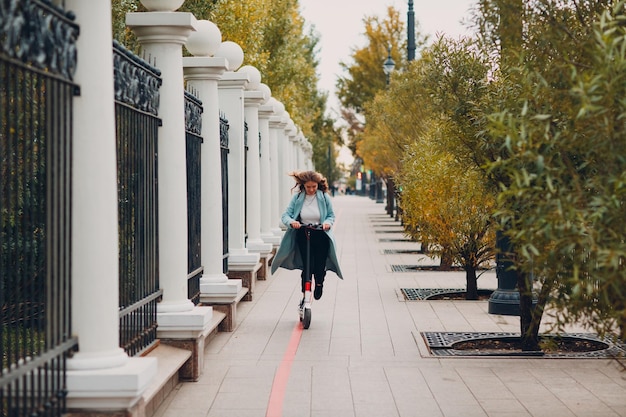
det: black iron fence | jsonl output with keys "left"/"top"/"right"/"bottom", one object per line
{"left": 185, "top": 91, "right": 203, "bottom": 305}
{"left": 0, "top": 1, "right": 79, "bottom": 415}
{"left": 220, "top": 113, "right": 229, "bottom": 273}
{"left": 113, "top": 41, "right": 162, "bottom": 356}
{"left": 244, "top": 121, "right": 248, "bottom": 242}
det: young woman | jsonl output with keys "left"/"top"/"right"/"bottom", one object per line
{"left": 270, "top": 170, "right": 343, "bottom": 300}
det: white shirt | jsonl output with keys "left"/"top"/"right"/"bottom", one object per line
{"left": 300, "top": 194, "right": 321, "bottom": 224}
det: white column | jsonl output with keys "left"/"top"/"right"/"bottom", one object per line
{"left": 288, "top": 124, "right": 299, "bottom": 172}
{"left": 183, "top": 24, "right": 242, "bottom": 297}
{"left": 298, "top": 135, "right": 307, "bottom": 170}
{"left": 269, "top": 102, "right": 286, "bottom": 234}
{"left": 219, "top": 72, "right": 260, "bottom": 266}
{"left": 259, "top": 100, "right": 280, "bottom": 244}
{"left": 281, "top": 117, "right": 295, "bottom": 205}
{"left": 127, "top": 11, "right": 196, "bottom": 313}
{"left": 66, "top": 0, "right": 155, "bottom": 409}
{"left": 127, "top": 10, "right": 215, "bottom": 336}
{"left": 240, "top": 66, "right": 272, "bottom": 255}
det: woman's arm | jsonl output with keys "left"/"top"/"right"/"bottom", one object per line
{"left": 281, "top": 193, "right": 301, "bottom": 228}
{"left": 322, "top": 192, "right": 335, "bottom": 228}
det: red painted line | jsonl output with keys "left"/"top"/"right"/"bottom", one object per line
{"left": 266, "top": 322, "right": 303, "bottom": 417}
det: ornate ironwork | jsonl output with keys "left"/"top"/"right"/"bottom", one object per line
{"left": 184, "top": 90, "right": 203, "bottom": 136}
{"left": 0, "top": 0, "right": 79, "bottom": 80}
{"left": 220, "top": 112, "right": 229, "bottom": 148}
{"left": 114, "top": 42, "right": 162, "bottom": 356}
{"left": 113, "top": 40, "right": 161, "bottom": 116}
{"left": 219, "top": 113, "right": 229, "bottom": 273}
{"left": 1, "top": 2, "right": 79, "bottom": 412}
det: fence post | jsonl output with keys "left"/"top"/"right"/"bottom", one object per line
{"left": 217, "top": 53, "right": 262, "bottom": 299}
{"left": 127, "top": 6, "right": 197, "bottom": 315}
{"left": 282, "top": 120, "right": 297, "bottom": 208}
{"left": 259, "top": 98, "right": 281, "bottom": 249}
{"left": 127, "top": 4, "right": 219, "bottom": 381}
{"left": 241, "top": 67, "right": 273, "bottom": 278}
{"left": 182, "top": 23, "right": 245, "bottom": 303}
{"left": 65, "top": 0, "right": 156, "bottom": 411}
{"left": 268, "top": 101, "right": 288, "bottom": 235}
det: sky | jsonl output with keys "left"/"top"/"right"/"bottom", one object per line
{"left": 299, "top": 0, "right": 477, "bottom": 118}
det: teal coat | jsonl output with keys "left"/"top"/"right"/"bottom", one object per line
{"left": 270, "top": 190, "right": 343, "bottom": 279}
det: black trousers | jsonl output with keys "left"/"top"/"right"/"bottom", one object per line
{"left": 296, "top": 228, "right": 330, "bottom": 293}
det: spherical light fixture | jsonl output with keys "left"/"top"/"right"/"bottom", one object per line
{"left": 269, "top": 98, "right": 285, "bottom": 115}
{"left": 238, "top": 65, "right": 261, "bottom": 90}
{"left": 382, "top": 46, "right": 396, "bottom": 85}
{"left": 214, "top": 41, "right": 244, "bottom": 71}
{"left": 186, "top": 20, "right": 221, "bottom": 57}
{"left": 258, "top": 83, "right": 271, "bottom": 103}
{"left": 140, "top": 0, "right": 184, "bottom": 11}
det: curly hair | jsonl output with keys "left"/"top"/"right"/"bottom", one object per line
{"left": 289, "top": 170, "right": 329, "bottom": 193}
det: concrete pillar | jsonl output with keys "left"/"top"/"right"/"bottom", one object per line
{"left": 296, "top": 134, "right": 305, "bottom": 170}
{"left": 217, "top": 49, "right": 260, "bottom": 267}
{"left": 240, "top": 66, "right": 271, "bottom": 255}
{"left": 268, "top": 99, "right": 286, "bottom": 235}
{"left": 67, "top": 0, "right": 155, "bottom": 409}
{"left": 281, "top": 117, "right": 296, "bottom": 205}
{"left": 182, "top": 21, "right": 242, "bottom": 298}
{"left": 259, "top": 98, "right": 280, "bottom": 245}
{"left": 287, "top": 124, "right": 299, "bottom": 172}
{"left": 127, "top": 6, "right": 216, "bottom": 345}
{"left": 127, "top": 10, "right": 196, "bottom": 314}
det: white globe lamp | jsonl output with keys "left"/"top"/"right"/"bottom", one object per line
{"left": 186, "top": 20, "right": 221, "bottom": 57}
{"left": 140, "top": 0, "right": 184, "bottom": 11}
{"left": 238, "top": 65, "right": 261, "bottom": 90}
{"left": 258, "top": 83, "right": 271, "bottom": 103}
{"left": 214, "top": 41, "right": 244, "bottom": 71}
{"left": 273, "top": 99, "right": 285, "bottom": 115}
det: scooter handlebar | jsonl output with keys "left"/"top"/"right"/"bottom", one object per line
{"left": 299, "top": 222, "right": 325, "bottom": 230}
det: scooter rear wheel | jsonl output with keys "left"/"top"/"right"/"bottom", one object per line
{"left": 302, "top": 308, "right": 311, "bottom": 329}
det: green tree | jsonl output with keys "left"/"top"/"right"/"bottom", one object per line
{"left": 399, "top": 133, "right": 495, "bottom": 299}
{"left": 365, "top": 38, "right": 496, "bottom": 297}
{"left": 485, "top": 0, "right": 626, "bottom": 342}
{"left": 335, "top": 6, "right": 421, "bottom": 158}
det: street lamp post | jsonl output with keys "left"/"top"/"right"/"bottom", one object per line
{"left": 377, "top": 47, "right": 395, "bottom": 204}
{"left": 383, "top": 46, "right": 395, "bottom": 86}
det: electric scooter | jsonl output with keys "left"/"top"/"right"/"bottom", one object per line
{"left": 299, "top": 223, "right": 324, "bottom": 329}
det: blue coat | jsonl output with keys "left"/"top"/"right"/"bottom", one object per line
{"left": 270, "top": 190, "right": 343, "bottom": 279}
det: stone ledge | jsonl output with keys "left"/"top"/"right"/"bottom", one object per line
{"left": 160, "top": 311, "right": 225, "bottom": 381}
{"left": 142, "top": 344, "right": 190, "bottom": 417}
{"left": 227, "top": 262, "right": 261, "bottom": 301}
{"left": 201, "top": 287, "right": 248, "bottom": 332}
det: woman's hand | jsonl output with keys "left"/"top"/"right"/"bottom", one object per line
{"left": 291, "top": 221, "right": 301, "bottom": 229}
{"left": 323, "top": 223, "right": 330, "bottom": 231}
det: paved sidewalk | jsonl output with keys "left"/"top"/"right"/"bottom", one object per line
{"left": 155, "top": 195, "right": 626, "bottom": 417}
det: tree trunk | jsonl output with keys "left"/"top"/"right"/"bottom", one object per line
{"left": 386, "top": 177, "right": 395, "bottom": 217}
{"left": 518, "top": 268, "right": 540, "bottom": 351}
{"left": 439, "top": 247, "right": 454, "bottom": 270}
{"left": 465, "top": 266, "right": 478, "bottom": 300}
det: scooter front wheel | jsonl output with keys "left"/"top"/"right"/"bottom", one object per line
{"left": 302, "top": 308, "right": 311, "bottom": 329}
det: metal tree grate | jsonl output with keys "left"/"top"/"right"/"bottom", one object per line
{"left": 420, "top": 332, "right": 626, "bottom": 358}
{"left": 379, "top": 238, "right": 414, "bottom": 242}
{"left": 383, "top": 249, "right": 424, "bottom": 255}
{"left": 401, "top": 288, "right": 463, "bottom": 300}
{"left": 401, "top": 288, "right": 493, "bottom": 300}
{"left": 391, "top": 264, "right": 462, "bottom": 272}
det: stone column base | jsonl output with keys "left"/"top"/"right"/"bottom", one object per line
{"left": 256, "top": 253, "right": 273, "bottom": 280}
{"left": 66, "top": 397, "right": 146, "bottom": 417}
{"left": 227, "top": 262, "right": 261, "bottom": 301}
{"left": 200, "top": 287, "right": 249, "bottom": 332}
{"left": 159, "top": 310, "right": 225, "bottom": 382}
